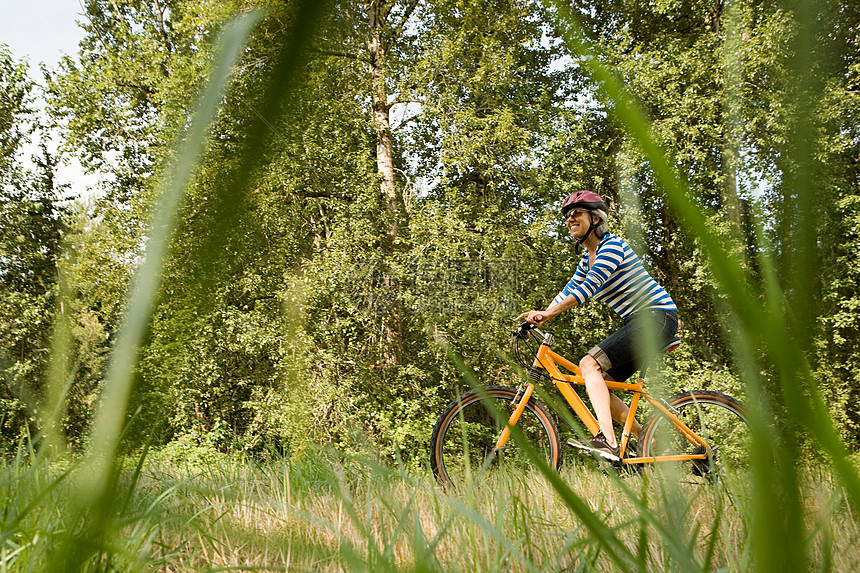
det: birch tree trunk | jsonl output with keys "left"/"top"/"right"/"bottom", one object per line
{"left": 364, "top": 0, "right": 401, "bottom": 358}
{"left": 366, "top": 0, "right": 398, "bottom": 243}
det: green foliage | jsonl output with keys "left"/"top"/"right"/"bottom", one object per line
{"left": 0, "top": 48, "right": 66, "bottom": 444}
{"left": 817, "top": 194, "right": 860, "bottom": 446}
{"left": 810, "top": 5, "right": 860, "bottom": 449}
{"left": 0, "top": 47, "right": 33, "bottom": 181}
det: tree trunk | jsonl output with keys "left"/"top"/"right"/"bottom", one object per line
{"left": 365, "top": 0, "right": 401, "bottom": 359}
{"left": 366, "top": 0, "right": 398, "bottom": 243}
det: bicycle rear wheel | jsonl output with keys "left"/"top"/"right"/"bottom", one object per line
{"left": 641, "top": 390, "right": 750, "bottom": 480}
{"left": 429, "top": 385, "right": 562, "bottom": 489}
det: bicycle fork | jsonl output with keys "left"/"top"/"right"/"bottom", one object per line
{"left": 493, "top": 382, "right": 535, "bottom": 452}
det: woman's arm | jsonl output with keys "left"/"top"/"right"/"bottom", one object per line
{"left": 516, "top": 294, "right": 579, "bottom": 326}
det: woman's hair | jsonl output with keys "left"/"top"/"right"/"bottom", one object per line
{"left": 591, "top": 209, "right": 610, "bottom": 236}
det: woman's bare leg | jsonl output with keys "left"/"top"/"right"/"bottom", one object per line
{"left": 609, "top": 393, "right": 642, "bottom": 438}
{"left": 580, "top": 354, "right": 617, "bottom": 447}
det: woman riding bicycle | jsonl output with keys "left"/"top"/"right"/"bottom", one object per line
{"left": 517, "top": 191, "right": 677, "bottom": 460}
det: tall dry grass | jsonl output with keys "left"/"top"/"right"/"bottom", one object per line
{"left": 12, "top": 451, "right": 846, "bottom": 572}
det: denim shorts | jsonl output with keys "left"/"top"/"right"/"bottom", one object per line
{"left": 587, "top": 309, "right": 678, "bottom": 382}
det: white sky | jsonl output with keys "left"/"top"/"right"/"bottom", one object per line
{"left": 1, "top": 0, "right": 87, "bottom": 73}
{"left": 1, "top": 0, "right": 100, "bottom": 198}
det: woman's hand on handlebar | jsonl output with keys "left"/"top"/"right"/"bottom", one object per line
{"left": 516, "top": 310, "right": 549, "bottom": 327}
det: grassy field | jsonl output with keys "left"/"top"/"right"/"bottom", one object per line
{"left": 3, "top": 445, "right": 858, "bottom": 572}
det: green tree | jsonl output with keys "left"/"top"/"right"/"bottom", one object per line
{"left": 809, "top": 4, "right": 860, "bottom": 447}
{"left": 44, "top": 0, "right": 248, "bottom": 446}
{"left": 45, "top": 0, "right": 375, "bottom": 452}
{"left": 0, "top": 47, "right": 65, "bottom": 443}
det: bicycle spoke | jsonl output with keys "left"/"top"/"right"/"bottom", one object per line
{"left": 643, "top": 392, "right": 751, "bottom": 482}
{"left": 430, "top": 386, "right": 561, "bottom": 489}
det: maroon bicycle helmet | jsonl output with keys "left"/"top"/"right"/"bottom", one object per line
{"left": 561, "top": 190, "right": 609, "bottom": 248}
{"left": 560, "top": 190, "right": 609, "bottom": 217}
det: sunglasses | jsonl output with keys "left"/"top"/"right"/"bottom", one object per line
{"left": 565, "top": 208, "right": 590, "bottom": 221}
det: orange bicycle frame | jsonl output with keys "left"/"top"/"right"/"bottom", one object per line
{"left": 495, "top": 336, "right": 709, "bottom": 466}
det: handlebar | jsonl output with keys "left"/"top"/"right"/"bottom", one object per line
{"left": 514, "top": 321, "right": 531, "bottom": 338}
{"left": 514, "top": 321, "right": 548, "bottom": 340}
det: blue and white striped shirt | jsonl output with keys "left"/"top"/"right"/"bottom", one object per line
{"left": 553, "top": 234, "right": 676, "bottom": 319}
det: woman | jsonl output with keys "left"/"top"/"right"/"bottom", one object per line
{"left": 517, "top": 191, "right": 678, "bottom": 460}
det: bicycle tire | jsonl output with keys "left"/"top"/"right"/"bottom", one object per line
{"left": 641, "top": 390, "right": 750, "bottom": 479}
{"left": 429, "top": 385, "right": 562, "bottom": 489}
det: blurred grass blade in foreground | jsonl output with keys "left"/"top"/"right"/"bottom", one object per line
{"left": 76, "top": 9, "right": 263, "bottom": 510}
{"left": 42, "top": 11, "right": 262, "bottom": 573}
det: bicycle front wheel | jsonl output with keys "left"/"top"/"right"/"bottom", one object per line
{"left": 429, "top": 385, "right": 562, "bottom": 489}
{"left": 642, "top": 390, "right": 750, "bottom": 480}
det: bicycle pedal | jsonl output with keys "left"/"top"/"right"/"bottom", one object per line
{"left": 566, "top": 438, "right": 621, "bottom": 462}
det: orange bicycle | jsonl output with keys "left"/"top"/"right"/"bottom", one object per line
{"left": 429, "top": 322, "right": 750, "bottom": 488}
